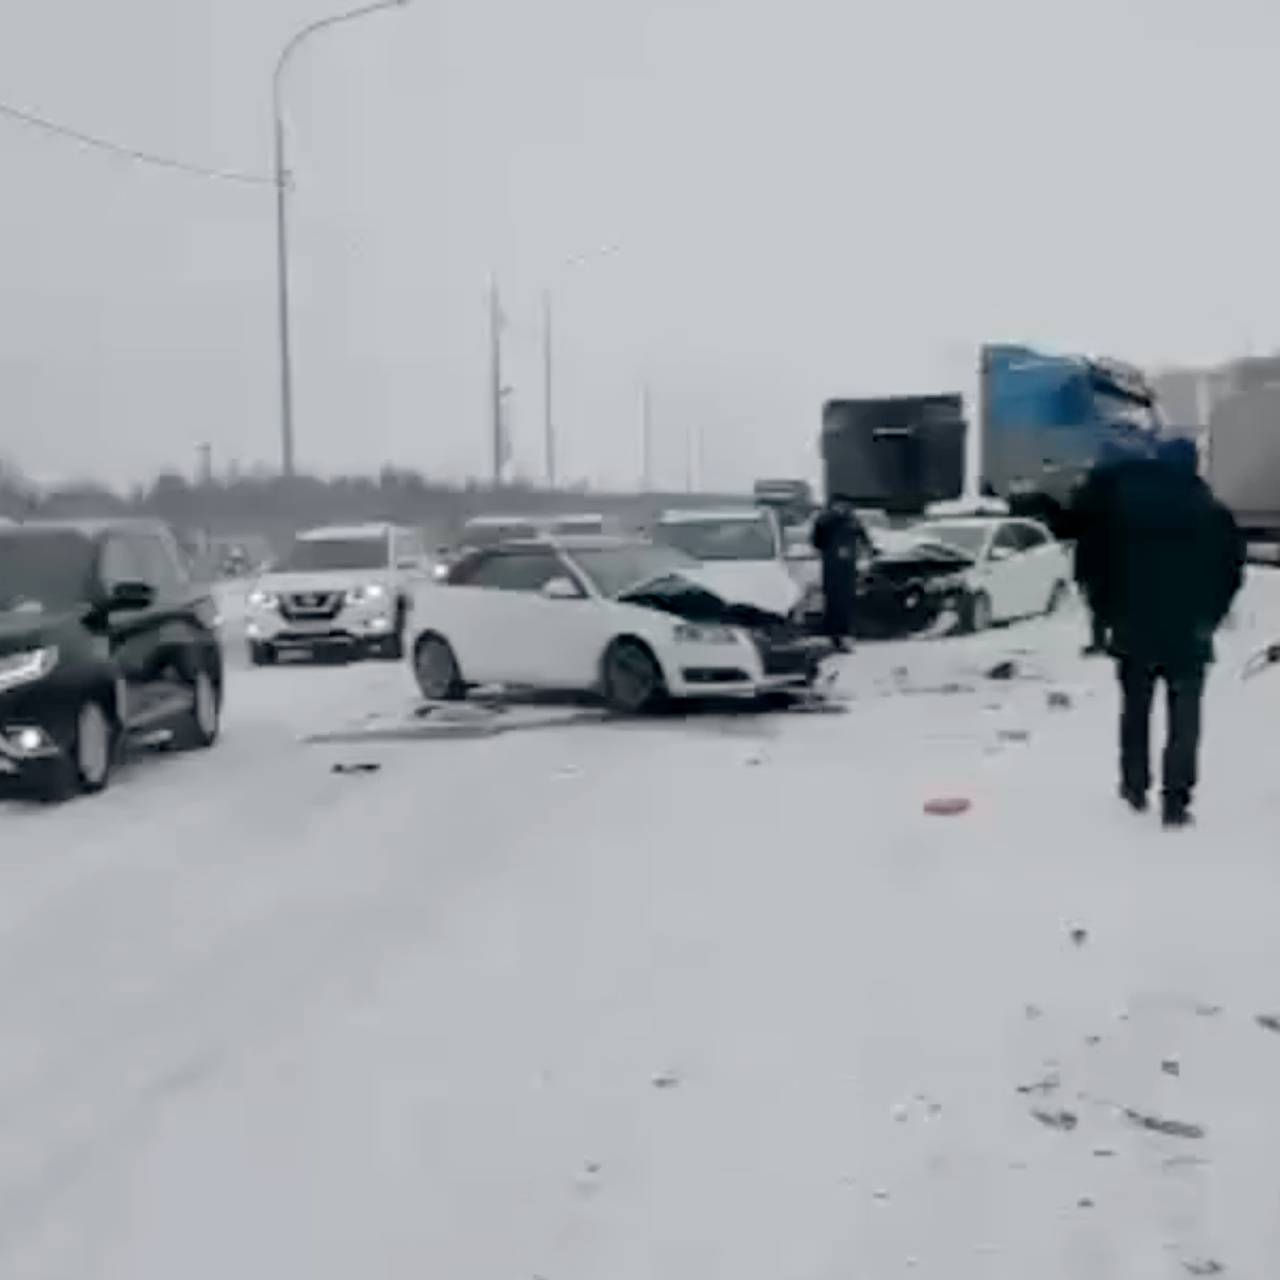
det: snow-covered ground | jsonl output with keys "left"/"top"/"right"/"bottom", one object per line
{"left": 4, "top": 578, "right": 1280, "bottom": 1277}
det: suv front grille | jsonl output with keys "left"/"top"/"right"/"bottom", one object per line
{"left": 279, "top": 591, "right": 344, "bottom": 621}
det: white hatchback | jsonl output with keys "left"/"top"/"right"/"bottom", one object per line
{"left": 409, "top": 537, "right": 830, "bottom": 713}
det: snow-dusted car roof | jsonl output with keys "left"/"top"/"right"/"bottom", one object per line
{"left": 657, "top": 507, "right": 769, "bottom": 524}
{"left": 297, "top": 523, "right": 395, "bottom": 541}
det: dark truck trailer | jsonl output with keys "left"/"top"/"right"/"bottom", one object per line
{"left": 820, "top": 395, "right": 966, "bottom": 516}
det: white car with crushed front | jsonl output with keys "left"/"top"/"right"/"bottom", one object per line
{"left": 410, "top": 537, "right": 830, "bottom": 713}
{"left": 651, "top": 506, "right": 807, "bottom": 617}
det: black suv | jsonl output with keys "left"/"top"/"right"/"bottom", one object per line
{"left": 0, "top": 519, "right": 224, "bottom": 801}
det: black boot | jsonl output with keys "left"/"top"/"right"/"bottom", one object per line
{"left": 1119, "top": 784, "right": 1149, "bottom": 813}
{"left": 1162, "top": 793, "right": 1194, "bottom": 829}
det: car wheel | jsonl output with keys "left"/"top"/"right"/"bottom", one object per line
{"left": 381, "top": 602, "right": 408, "bottom": 660}
{"left": 963, "top": 590, "right": 993, "bottom": 634}
{"left": 172, "top": 665, "right": 221, "bottom": 751}
{"left": 1045, "top": 580, "right": 1068, "bottom": 616}
{"left": 602, "top": 638, "right": 667, "bottom": 715}
{"left": 248, "top": 642, "right": 276, "bottom": 667}
{"left": 37, "top": 698, "right": 115, "bottom": 802}
{"left": 413, "top": 633, "right": 466, "bottom": 701}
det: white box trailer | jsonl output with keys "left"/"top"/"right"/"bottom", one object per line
{"left": 1207, "top": 384, "right": 1280, "bottom": 542}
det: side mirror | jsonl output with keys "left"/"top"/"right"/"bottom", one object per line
{"left": 106, "top": 580, "right": 155, "bottom": 612}
{"left": 541, "top": 576, "right": 581, "bottom": 600}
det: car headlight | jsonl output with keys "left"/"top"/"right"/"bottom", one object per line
{"left": 0, "top": 646, "right": 59, "bottom": 693}
{"left": 346, "top": 584, "right": 388, "bottom": 605}
{"left": 673, "top": 623, "right": 740, "bottom": 645}
{"left": 247, "top": 589, "right": 278, "bottom": 609}
{"left": 432, "top": 564, "right": 449, "bottom": 581}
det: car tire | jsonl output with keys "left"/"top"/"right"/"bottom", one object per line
{"left": 248, "top": 642, "right": 276, "bottom": 667}
{"left": 602, "top": 638, "right": 667, "bottom": 715}
{"left": 381, "top": 602, "right": 408, "bottom": 661}
{"left": 38, "top": 697, "right": 115, "bottom": 803}
{"left": 413, "top": 633, "right": 466, "bottom": 701}
{"left": 172, "top": 664, "right": 222, "bottom": 751}
{"left": 1045, "top": 580, "right": 1068, "bottom": 616}
{"left": 963, "top": 590, "right": 993, "bottom": 634}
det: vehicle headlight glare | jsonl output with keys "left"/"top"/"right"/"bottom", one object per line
{"left": 248, "top": 590, "right": 277, "bottom": 609}
{"left": 674, "top": 623, "right": 739, "bottom": 645}
{"left": 0, "top": 646, "right": 58, "bottom": 692}
{"left": 346, "top": 583, "right": 388, "bottom": 604}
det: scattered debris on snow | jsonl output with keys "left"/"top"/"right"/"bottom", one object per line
{"left": 1068, "top": 924, "right": 1089, "bottom": 947}
{"left": 1182, "top": 1260, "right": 1225, "bottom": 1276}
{"left": 1024, "top": 1003, "right": 1044, "bottom": 1021}
{"left": 1254, "top": 1013, "right": 1280, "bottom": 1034}
{"left": 1016, "top": 1071, "right": 1061, "bottom": 1098}
{"left": 1123, "top": 1108, "right": 1206, "bottom": 1140}
{"left": 651, "top": 1069, "right": 681, "bottom": 1091}
{"left": 987, "top": 660, "right": 1018, "bottom": 681}
{"left": 923, "top": 796, "right": 972, "bottom": 816}
{"left": 1162, "top": 1057, "right": 1182, "bottom": 1078}
{"left": 331, "top": 761, "right": 381, "bottom": 776}
{"left": 1030, "top": 1108, "right": 1078, "bottom": 1132}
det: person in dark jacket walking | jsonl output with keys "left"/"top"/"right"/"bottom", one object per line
{"left": 1071, "top": 439, "right": 1130, "bottom": 656}
{"left": 1097, "top": 436, "right": 1244, "bottom": 827}
{"left": 811, "top": 495, "right": 870, "bottom": 651}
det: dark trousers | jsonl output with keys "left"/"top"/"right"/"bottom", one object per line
{"left": 1117, "top": 659, "right": 1205, "bottom": 803}
{"left": 1088, "top": 611, "right": 1109, "bottom": 651}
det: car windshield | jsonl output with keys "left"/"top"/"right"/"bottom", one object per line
{"left": 570, "top": 544, "right": 701, "bottom": 598}
{"left": 275, "top": 536, "right": 389, "bottom": 572}
{"left": 655, "top": 516, "right": 777, "bottom": 561}
{"left": 0, "top": 531, "right": 96, "bottom": 612}
{"left": 910, "top": 522, "right": 990, "bottom": 556}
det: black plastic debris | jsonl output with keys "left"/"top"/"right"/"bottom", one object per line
{"left": 1093, "top": 1148, "right": 1116, "bottom": 1159}
{"left": 1183, "top": 1261, "right": 1225, "bottom": 1277}
{"left": 652, "top": 1070, "right": 681, "bottom": 1090}
{"left": 1024, "top": 1003, "right": 1044, "bottom": 1021}
{"left": 1162, "top": 1058, "right": 1181, "bottom": 1078}
{"left": 1047, "top": 690, "right": 1073, "bottom": 709}
{"left": 1194, "top": 1003, "right": 1224, "bottom": 1018}
{"left": 331, "top": 761, "right": 381, "bottom": 775}
{"left": 1069, "top": 925, "right": 1089, "bottom": 947}
{"left": 1085, "top": 1035, "right": 1103, "bottom": 1047}
{"left": 1078, "top": 1196, "right": 1095, "bottom": 1209}
{"left": 1124, "top": 1108, "right": 1205, "bottom": 1140}
{"left": 1016, "top": 1071, "right": 1061, "bottom": 1098}
{"left": 1255, "top": 1013, "right": 1280, "bottom": 1034}
{"left": 1031, "top": 1108, "right": 1078, "bottom": 1132}
{"left": 987, "top": 660, "right": 1018, "bottom": 681}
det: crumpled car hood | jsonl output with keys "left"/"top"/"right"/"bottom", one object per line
{"left": 618, "top": 574, "right": 791, "bottom": 630}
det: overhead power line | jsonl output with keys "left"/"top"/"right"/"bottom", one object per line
{"left": 0, "top": 99, "right": 277, "bottom": 187}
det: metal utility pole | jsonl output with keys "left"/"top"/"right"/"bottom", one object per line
{"left": 272, "top": 0, "right": 412, "bottom": 478}
{"left": 489, "top": 277, "right": 505, "bottom": 487}
{"left": 641, "top": 382, "right": 653, "bottom": 491}
{"left": 542, "top": 289, "right": 555, "bottom": 489}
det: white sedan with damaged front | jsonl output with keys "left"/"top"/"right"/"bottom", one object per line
{"left": 408, "top": 537, "right": 830, "bottom": 713}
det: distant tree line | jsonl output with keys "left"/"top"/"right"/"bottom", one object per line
{"left": 0, "top": 460, "right": 747, "bottom": 555}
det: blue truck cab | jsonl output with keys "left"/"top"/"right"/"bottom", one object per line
{"left": 979, "top": 343, "right": 1162, "bottom": 533}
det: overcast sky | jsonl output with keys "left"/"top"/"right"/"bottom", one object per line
{"left": 1, "top": 0, "right": 1277, "bottom": 492}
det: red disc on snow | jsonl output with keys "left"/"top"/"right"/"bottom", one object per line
{"left": 924, "top": 796, "right": 972, "bottom": 816}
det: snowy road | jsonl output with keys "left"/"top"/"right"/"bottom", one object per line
{"left": 4, "top": 583, "right": 1280, "bottom": 1277}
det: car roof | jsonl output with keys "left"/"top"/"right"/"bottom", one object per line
{"left": 468, "top": 534, "right": 648, "bottom": 553}
{"left": 297, "top": 523, "right": 397, "bottom": 541}
{"left": 2, "top": 516, "right": 171, "bottom": 540}
{"left": 657, "top": 507, "right": 767, "bottom": 523}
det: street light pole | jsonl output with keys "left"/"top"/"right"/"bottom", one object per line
{"left": 272, "top": 0, "right": 411, "bottom": 478}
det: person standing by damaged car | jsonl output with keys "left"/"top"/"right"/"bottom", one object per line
{"left": 811, "top": 495, "right": 870, "bottom": 651}
{"left": 1071, "top": 438, "right": 1132, "bottom": 656}
{"left": 1099, "top": 437, "right": 1244, "bottom": 828}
